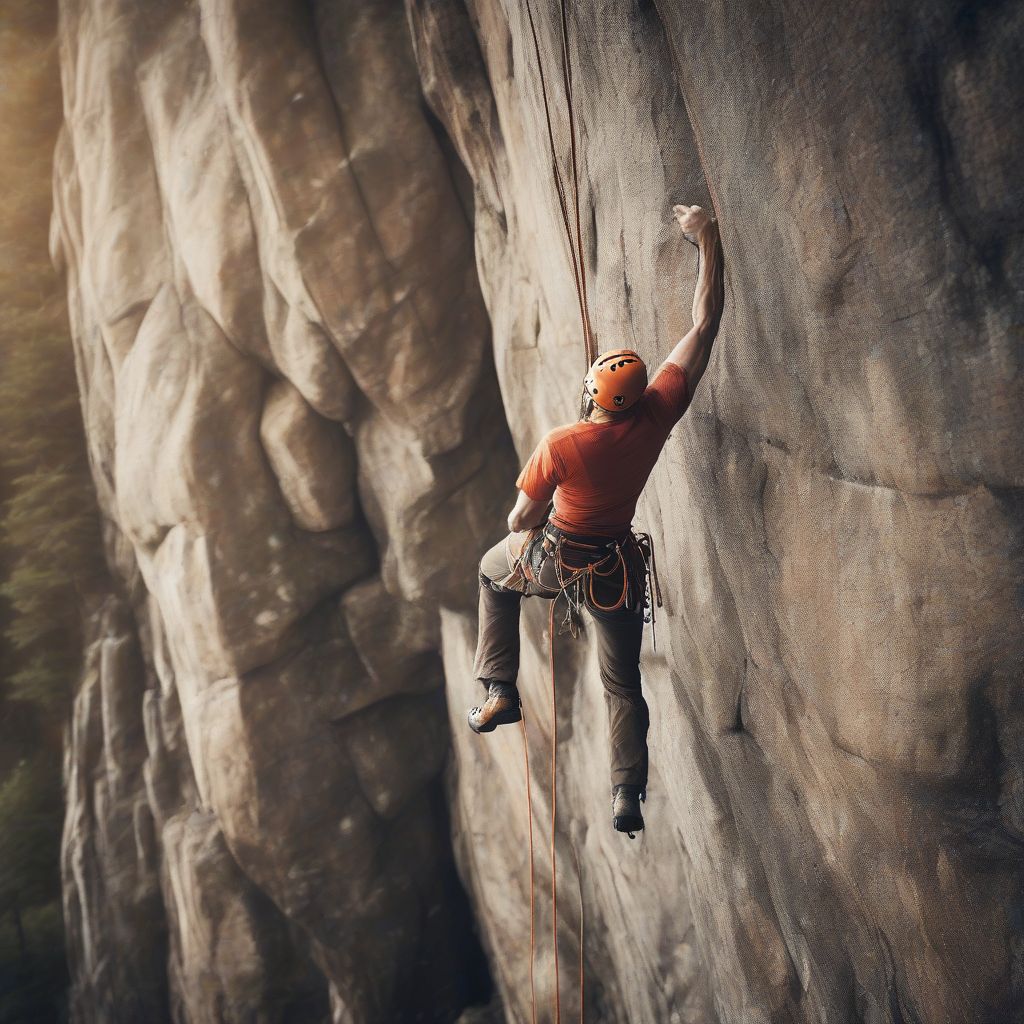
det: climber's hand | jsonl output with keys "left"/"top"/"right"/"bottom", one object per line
{"left": 673, "top": 203, "right": 714, "bottom": 239}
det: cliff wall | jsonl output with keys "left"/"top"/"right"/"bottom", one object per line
{"left": 55, "top": 1, "right": 1024, "bottom": 1022}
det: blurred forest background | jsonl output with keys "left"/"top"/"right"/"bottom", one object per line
{"left": 0, "top": 2, "right": 104, "bottom": 1020}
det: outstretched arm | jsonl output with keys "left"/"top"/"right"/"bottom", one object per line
{"left": 665, "top": 205, "right": 724, "bottom": 394}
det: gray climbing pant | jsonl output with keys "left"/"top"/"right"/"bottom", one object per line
{"left": 473, "top": 527, "right": 649, "bottom": 790}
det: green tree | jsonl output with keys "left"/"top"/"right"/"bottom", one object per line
{"left": 0, "top": 2, "right": 106, "bottom": 1020}
{"left": 0, "top": 757, "right": 65, "bottom": 1022}
{"left": 0, "top": 323, "right": 103, "bottom": 714}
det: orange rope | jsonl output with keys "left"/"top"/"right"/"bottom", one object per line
{"left": 549, "top": 597, "right": 561, "bottom": 1024}
{"left": 520, "top": 717, "right": 538, "bottom": 1024}
{"left": 513, "top": 13, "right": 603, "bottom": 1006}
{"left": 587, "top": 561, "right": 629, "bottom": 612}
{"left": 513, "top": 528, "right": 658, "bottom": 1022}
{"left": 557, "top": 0, "right": 596, "bottom": 364}
{"left": 523, "top": 0, "right": 595, "bottom": 371}
{"left": 571, "top": 840, "right": 585, "bottom": 1023}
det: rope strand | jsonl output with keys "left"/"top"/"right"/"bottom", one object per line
{"left": 523, "top": 0, "right": 595, "bottom": 370}
{"left": 558, "top": 0, "right": 596, "bottom": 364}
{"left": 571, "top": 839, "right": 585, "bottom": 1024}
{"left": 549, "top": 597, "right": 561, "bottom": 1024}
{"left": 520, "top": 717, "right": 538, "bottom": 1024}
{"left": 507, "top": 528, "right": 661, "bottom": 1023}
{"left": 514, "top": 7, "right": 604, "bottom": 1007}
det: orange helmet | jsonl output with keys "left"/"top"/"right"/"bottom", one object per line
{"left": 583, "top": 349, "right": 648, "bottom": 412}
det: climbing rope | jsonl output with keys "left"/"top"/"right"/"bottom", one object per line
{"left": 515, "top": 5, "right": 667, "bottom": 1019}
{"left": 549, "top": 597, "right": 562, "bottom": 1024}
{"left": 520, "top": 716, "right": 538, "bottom": 1024}
{"left": 523, "top": 0, "right": 597, "bottom": 368}
{"left": 512, "top": 524, "right": 662, "bottom": 1023}
{"left": 571, "top": 839, "right": 585, "bottom": 1024}
{"left": 518, "top": 593, "right": 570, "bottom": 1024}
{"left": 556, "top": 0, "right": 595, "bottom": 362}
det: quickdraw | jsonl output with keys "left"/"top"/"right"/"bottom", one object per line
{"left": 634, "top": 531, "right": 664, "bottom": 647}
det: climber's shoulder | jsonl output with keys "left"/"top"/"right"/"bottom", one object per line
{"left": 545, "top": 423, "right": 581, "bottom": 446}
{"left": 542, "top": 423, "right": 589, "bottom": 458}
{"left": 534, "top": 424, "right": 585, "bottom": 474}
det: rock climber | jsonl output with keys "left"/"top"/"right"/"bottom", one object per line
{"left": 468, "top": 203, "right": 724, "bottom": 836}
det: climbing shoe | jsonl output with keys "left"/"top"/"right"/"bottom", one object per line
{"left": 612, "top": 784, "right": 645, "bottom": 838}
{"left": 467, "top": 682, "right": 523, "bottom": 734}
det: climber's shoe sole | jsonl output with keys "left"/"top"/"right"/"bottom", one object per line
{"left": 467, "top": 705, "right": 523, "bottom": 734}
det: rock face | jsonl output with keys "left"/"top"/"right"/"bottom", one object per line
{"left": 55, "top": 1, "right": 503, "bottom": 1019}
{"left": 55, "top": 1, "right": 1023, "bottom": 1022}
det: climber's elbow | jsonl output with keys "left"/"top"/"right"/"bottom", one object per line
{"left": 666, "top": 315, "right": 720, "bottom": 390}
{"left": 507, "top": 509, "right": 532, "bottom": 534}
{"left": 694, "top": 312, "right": 721, "bottom": 352}
{"left": 507, "top": 491, "right": 548, "bottom": 534}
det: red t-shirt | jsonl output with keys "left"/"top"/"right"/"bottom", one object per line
{"left": 516, "top": 362, "right": 690, "bottom": 536}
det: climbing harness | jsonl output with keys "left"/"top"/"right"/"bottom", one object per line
{"left": 545, "top": 526, "right": 643, "bottom": 624}
{"left": 541, "top": 525, "right": 663, "bottom": 637}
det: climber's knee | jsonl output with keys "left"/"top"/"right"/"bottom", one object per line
{"left": 601, "top": 669, "right": 644, "bottom": 703}
{"left": 480, "top": 570, "right": 505, "bottom": 593}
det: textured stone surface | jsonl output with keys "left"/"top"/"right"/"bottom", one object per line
{"left": 56, "top": 0, "right": 1022, "bottom": 1022}
{"left": 56, "top": 0, "right": 505, "bottom": 1019}
{"left": 62, "top": 598, "right": 169, "bottom": 1023}
{"left": 260, "top": 380, "right": 357, "bottom": 532}
{"left": 415, "top": 2, "right": 1024, "bottom": 1022}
